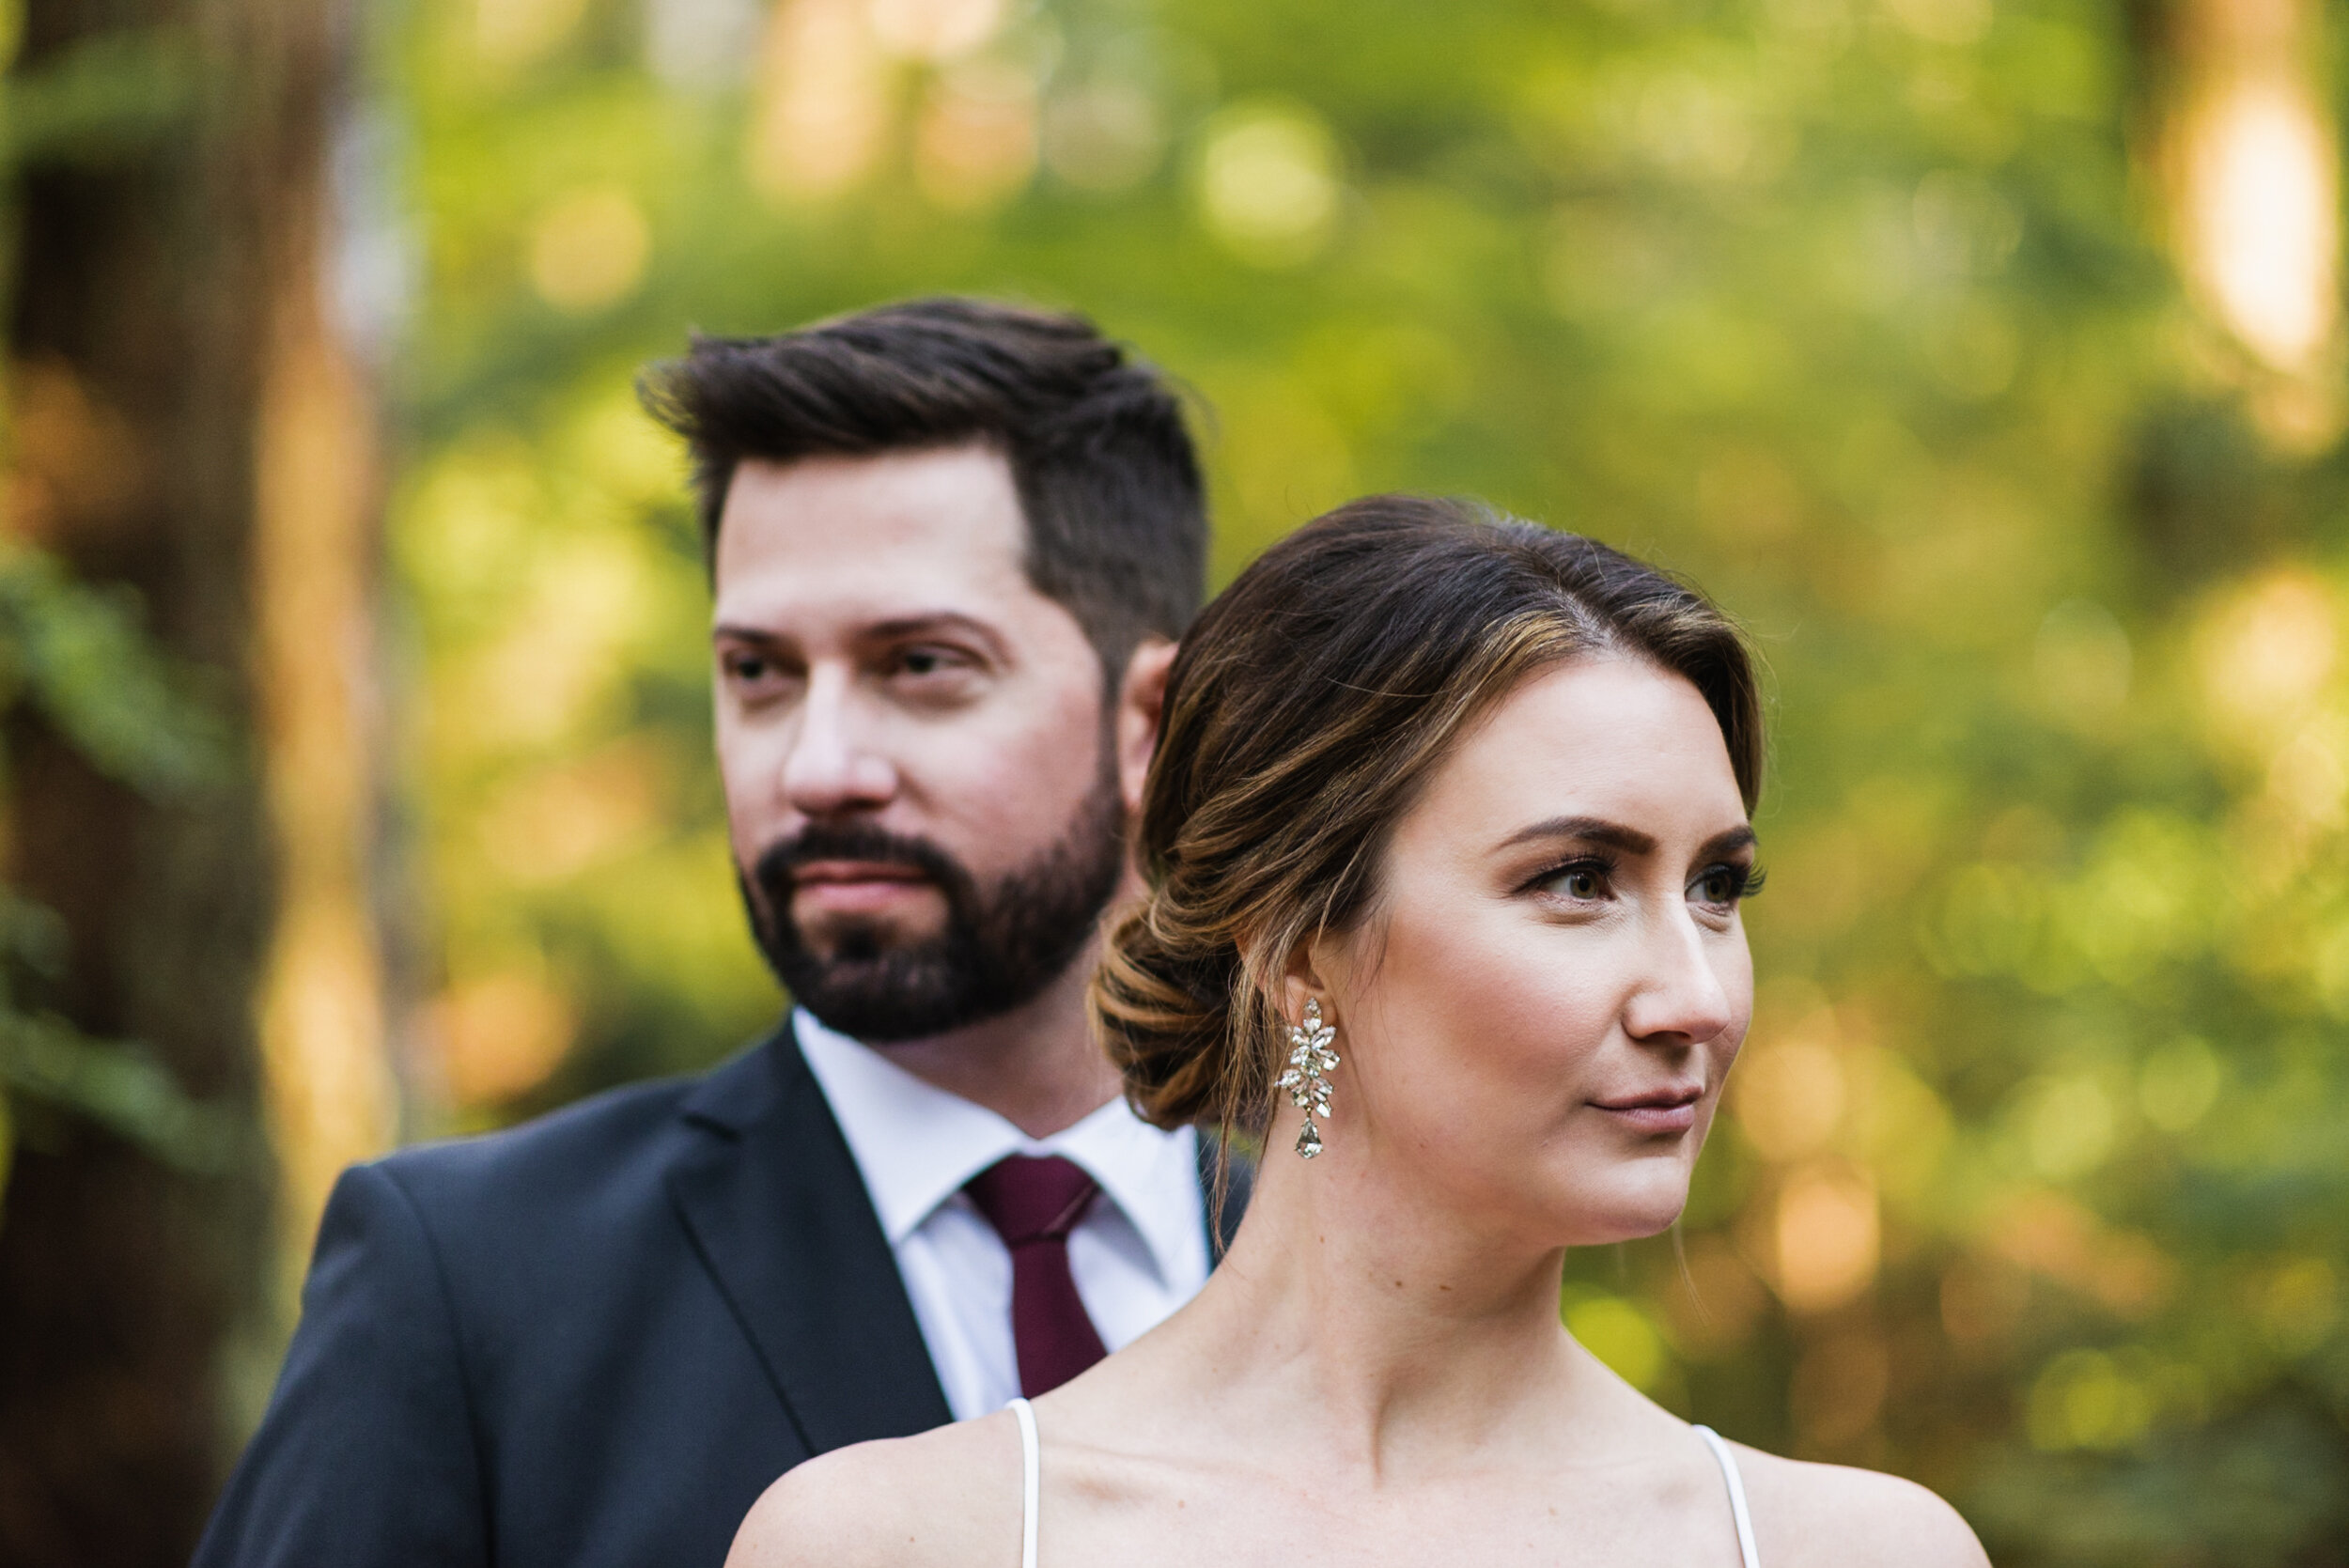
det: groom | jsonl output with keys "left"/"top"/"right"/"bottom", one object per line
{"left": 195, "top": 299, "right": 1222, "bottom": 1568}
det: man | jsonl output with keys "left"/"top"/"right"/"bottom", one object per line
{"left": 195, "top": 298, "right": 1228, "bottom": 1568}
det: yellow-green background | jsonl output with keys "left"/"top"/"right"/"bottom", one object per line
{"left": 19, "top": 0, "right": 2349, "bottom": 1561}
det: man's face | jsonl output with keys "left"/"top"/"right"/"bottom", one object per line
{"left": 710, "top": 443, "right": 1125, "bottom": 1041}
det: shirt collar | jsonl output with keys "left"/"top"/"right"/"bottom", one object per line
{"left": 792, "top": 1009, "right": 1201, "bottom": 1286}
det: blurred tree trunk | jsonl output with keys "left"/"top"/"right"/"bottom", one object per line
{"left": 0, "top": 0, "right": 389, "bottom": 1560}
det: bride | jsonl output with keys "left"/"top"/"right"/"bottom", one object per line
{"left": 729, "top": 496, "right": 1989, "bottom": 1567}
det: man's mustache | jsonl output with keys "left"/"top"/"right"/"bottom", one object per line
{"left": 750, "top": 825, "right": 964, "bottom": 903}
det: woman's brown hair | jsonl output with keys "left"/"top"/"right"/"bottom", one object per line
{"left": 1091, "top": 494, "right": 1764, "bottom": 1141}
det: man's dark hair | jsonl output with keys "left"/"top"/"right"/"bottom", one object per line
{"left": 638, "top": 296, "right": 1208, "bottom": 681}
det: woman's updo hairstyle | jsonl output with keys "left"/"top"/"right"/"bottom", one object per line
{"left": 1092, "top": 495, "right": 1763, "bottom": 1140}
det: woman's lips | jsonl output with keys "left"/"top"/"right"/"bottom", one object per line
{"left": 1591, "top": 1086, "right": 1703, "bottom": 1135}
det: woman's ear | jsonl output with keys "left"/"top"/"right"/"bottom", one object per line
{"left": 1116, "top": 637, "right": 1178, "bottom": 819}
{"left": 1279, "top": 935, "right": 1340, "bottom": 1028}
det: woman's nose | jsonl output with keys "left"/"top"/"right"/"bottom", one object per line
{"left": 1624, "top": 908, "right": 1737, "bottom": 1048}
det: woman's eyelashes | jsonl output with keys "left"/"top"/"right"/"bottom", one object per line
{"left": 1527, "top": 855, "right": 1619, "bottom": 903}
{"left": 1521, "top": 854, "right": 1766, "bottom": 911}
{"left": 1689, "top": 862, "right": 1766, "bottom": 909}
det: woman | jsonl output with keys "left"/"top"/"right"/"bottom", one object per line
{"left": 731, "top": 497, "right": 1989, "bottom": 1567}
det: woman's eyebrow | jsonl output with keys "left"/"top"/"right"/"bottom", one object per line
{"left": 1494, "top": 815, "right": 1659, "bottom": 856}
{"left": 1697, "top": 826, "right": 1759, "bottom": 859}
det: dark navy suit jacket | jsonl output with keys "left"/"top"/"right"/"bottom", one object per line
{"left": 194, "top": 1026, "right": 1244, "bottom": 1568}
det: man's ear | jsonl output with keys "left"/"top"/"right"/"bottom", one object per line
{"left": 1115, "top": 636, "right": 1178, "bottom": 819}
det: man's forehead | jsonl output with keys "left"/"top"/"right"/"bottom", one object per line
{"left": 711, "top": 446, "right": 1038, "bottom": 629}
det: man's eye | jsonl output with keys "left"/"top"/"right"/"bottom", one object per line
{"left": 722, "top": 650, "right": 802, "bottom": 694}
{"left": 891, "top": 645, "right": 971, "bottom": 678}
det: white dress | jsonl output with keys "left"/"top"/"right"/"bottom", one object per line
{"left": 1003, "top": 1398, "right": 1763, "bottom": 1568}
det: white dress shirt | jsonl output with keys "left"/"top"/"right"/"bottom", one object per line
{"left": 793, "top": 1009, "right": 1210, "bottom": 1421}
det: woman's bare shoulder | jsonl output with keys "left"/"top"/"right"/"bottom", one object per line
{"left": 1731, "top": 1444, "right": 1989, "bottom": 1568}
{"left": 726, "top": 1415, "right": 1019, "bottom": 1568}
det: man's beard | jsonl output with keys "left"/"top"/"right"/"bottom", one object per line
{"left": 739, "top": 772, "right": 1127, "bottom": 1044}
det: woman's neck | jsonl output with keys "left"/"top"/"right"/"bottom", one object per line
{"left": 1158, "top": 1130, "right": 1626, "bottom": 1475}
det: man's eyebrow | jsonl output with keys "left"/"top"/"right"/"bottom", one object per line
{"left": 710, "top": 611, "right": 1009, "bottom": 653}
{"left": 862, "top": 612, "right": 1005, "bottom": 648}
{"left": 1494, "top": 816, "right": 1659, "bottom": 856}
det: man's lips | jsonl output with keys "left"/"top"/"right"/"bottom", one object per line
{"left": 788, "top": 861, "right": 936, "bottom": 914}
{"left": 1590, "top": 1085, "right": 1704, "bottom": 1135}
{"left": 792, "top": 860, "right": 929, "bottom": 885}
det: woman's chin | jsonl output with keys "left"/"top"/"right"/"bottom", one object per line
{"left": 1544, "top": 1171, "right": 1691, "bottom": 1247}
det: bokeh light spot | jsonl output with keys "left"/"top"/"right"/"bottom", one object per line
{"left": 1735, "top": 1032, "right": 1847, "bottom": 1161}
{"left": 748, "top": 0, "right": 890, "bottom": 199}
{"left": 528, "top": 187, "right": 649, "bottom": 314}
{"left": 2263, "top": 1258, "right": 2338, "bottom": 1356}
{"left": 1774, "top": 1163, "right": 1879, "bottom": 1312}
{"left": 476, "top": 0, "right": 588, "bottom": 66}
{"left": 2019, "top": 1075, "right": 2116, "bottom": 1181}
{"left": 914, "top": 60, "right": 1039, "bottom": 210}
{"left": 2028, "top": 1347, "right": 2156, "bottom": 1451}
{"left": 2137, "top": 1037, "right": 2221, "bottom": 1132}
{"left": 1195, "top": 101, "right": 1340, "bottom": 267}
{"left": 2196, "top": 571, "right": 2337, "bottom": 748}
{"left": 867, "top": 0, "right": 1005, "bottom": 61}
{"left": 1884, "top": 0, "right": 1992, "bottom": 47}
{"left": 432, "top": 968, "right": 578, "bottom": 1106}
{"left": 1563, "top": 1293, "right": 1668, "bottom": 1389}
{"left": 1044, "top": 81, "right": 1165, "bottom": 193}
{"left": 2182, "top": 79, "right": 2338, "bottom": 371}
{"left": 2033, "top": 598, "right": 2132, "bottom": 723}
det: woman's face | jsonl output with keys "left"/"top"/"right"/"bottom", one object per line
{"left": 1310, "top": 655, "right": 1757, "bottom": 1246}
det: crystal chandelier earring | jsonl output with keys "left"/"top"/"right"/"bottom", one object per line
{"left": 1276, "top": 999, "right": 1340, "bottom": 1158}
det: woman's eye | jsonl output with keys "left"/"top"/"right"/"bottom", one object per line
{"left": 1692, "top": 864, "right": 1762, "bottom": 907}
{"left": 1543, "top": 863, "right": 1610, "bottom": 901}
{"left": 727, "top": 654, "right": 770, "bottom": 682}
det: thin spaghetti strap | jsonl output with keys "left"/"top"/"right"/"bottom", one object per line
{"left": 1008, "top": 1397, "right": 1039, "bottom": 1568}
{"left": 1690, "top": 1425, "right": 1761, "bottom": 1568}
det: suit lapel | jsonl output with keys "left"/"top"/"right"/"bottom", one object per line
{"left": 667, "top": 1031, "right": 953, "bottom": 1455}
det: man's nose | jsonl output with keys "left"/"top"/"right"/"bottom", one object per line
{"left": 1624, "top": 905, "right": 1736, "bottom": 1048}
{"left": 780, "top": 665, "right": 897, "bottom": 816}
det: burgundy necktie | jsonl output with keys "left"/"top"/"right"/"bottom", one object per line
{"left": 965, "top": 1155, "right": 1109, "bottom": 1396}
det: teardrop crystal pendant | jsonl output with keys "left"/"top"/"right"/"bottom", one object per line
{"left": 1274, "top": 999, "right": 1340, "bottom": 1160}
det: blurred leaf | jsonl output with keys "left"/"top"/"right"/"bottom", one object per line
{"left": 0, "top": 883, "right": 67, "bottom": 986}
{"left": 0, "top": 26, "right": 195, "bottom": 168}
{"left": 0, "top": 545, "right": 227, "bottom": 797}
{"left": 0, "top": 1009, "right": 238, "bottom": 1174}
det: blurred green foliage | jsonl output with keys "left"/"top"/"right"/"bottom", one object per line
{"left": 0, "top": 17, "right": 238, "bottom": 1202}
{"left": 0, "top": 25, "right": 193, "bottom": 165}
{"left": 0, "top": 549, "right": 238, "bottom": 1190}
{"left": 382, "top": 0, "right": 2347, "bottom": 1560}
